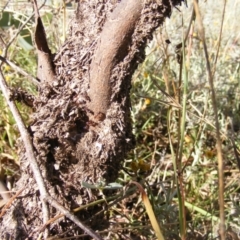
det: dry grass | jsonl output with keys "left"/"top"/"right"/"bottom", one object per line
{"left": 0, "top": 0, "right": 240, "bottom": 239}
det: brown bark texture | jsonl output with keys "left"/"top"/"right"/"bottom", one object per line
{"left": 33, "top": 0, "right": 55, "bottom": 83}
{"left": 0, "top": 0, "right": 183, "bottom": 239}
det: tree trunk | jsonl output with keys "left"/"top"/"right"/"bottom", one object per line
{"left": 0, "top": 0, "right": 183, "bottom": 239}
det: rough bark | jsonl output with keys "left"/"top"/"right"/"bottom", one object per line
{"left": 0, "top": 0, "right": 183, "bottom": 239}
{"left": 33, "top": 0, "right": 55, "bottom": 83}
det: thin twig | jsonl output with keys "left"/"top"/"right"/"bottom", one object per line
{"left": 0, "top": 69, "right": 50, "bottom": 228}
{"left": 0, "top": 2, "right": 103, "bottom": 239}
{"left": 0, "top": 0, "right": 11, "bottom": 13}
{"left": 86, "top": 186, "right": 137, "bottom": 223}
{"left": 0, "top": 69, "right": 102, "bottom": 240}
{"left": 0, "top": 188, "right": 24, "bottom": 218}
{"left": 45, "top": 196, "right": 103, "bottom": 240}
{"left": 2, "top": 13, "right": 34, "bottom": 58}
{"left": 193, "top": 1, "right": 225, "bottom": 239}
{"left": 176, "top": 15, "right": 188, "bottom": 240}
{"left": 37, "top": 192, "right": 120, "bottom": 233}
{"left": 0, "top": 55, "right": 39, "bottom": 86}
{"left": 184, "top": 5, "right": 196, "bottom": 44}
{"left": 212, "top": 0, "right": 227, "bottom": 78}
{"left": 2, "top": 0, "right": 47, "bottom": 58}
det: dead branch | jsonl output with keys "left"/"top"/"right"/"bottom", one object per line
{"left": 0, "top": 188, "right": 24, "bottom": 218}
{"left": 0, "top": 0, "right": 184, "bottom": 238}
{"left": 0, "top": 55, "right": 39, "bottom": 85}
{"left": 0, "top": 69, "right": 50, "bottom": 235}
{"left": 0, "top": 69, "right": 103, "bottom": 240}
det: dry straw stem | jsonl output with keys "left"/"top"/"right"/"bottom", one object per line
{"left": 0, "top": 68, "right": 50, "bottom": 238}
{"left": 212, "top": 0, "right": 227, "bottom": 77}
{"left": 175, "top": 17, "right": 190, "bottom": 240}
{"left": 33, "top": 0, "right": 55, "bottom": 83}
{"left": 44, "top": 196, "right": 103, "bottom": 240}
{"left": 131, "top": 181, "right": 165, "bottom": 240}
{"left": 0, "top": 188, "right": 24, "bottom": 218}
{"left": 0, "top": 180, "right": 11, "bottom": 201}
{"left": 0, "top": 69, "right": 103, "bottom": 240}
{"left": 0, "top": 55, "right": 39, "bottom": 85}
{"left": 193, "top": 0, "right": 225, "bottom": 239}
{"left": 0, "top": 2, "right": 102, "bottom": 237}
{"left": 1, "top": 12, "right": 35, "bottom": 57}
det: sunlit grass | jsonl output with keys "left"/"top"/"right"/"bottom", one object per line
{"left": 0, "top": 0, "right": 240, "bottom": 239}
{"left": 127, "top": 1, "right": 240, "bottom": 239}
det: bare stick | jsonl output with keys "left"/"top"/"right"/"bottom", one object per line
{"left": 0, "top": 0, "right": 11, "bottom": 16}
{"left": 0, "top": 2, "right": 102, "bottom": 238}
{"left": 0, "top": 68, "right": 102, "bottom": 239}
{"left": 0, "top": 188, "right": 24, "bottom": 218}
{"left": 212, "top": 0, "right": 227, "bottom": 77}
{"left": 193, "top": 1, "right": 225, "bottom": 239}
{"left": 2, "top": 14, "right": 34, "bottom": 58}
{"left": 0, "top": 55, "right": 39, "bottom": 86}
{"left": 0, "top": 69, "right": 50, "bottom": 227}
{"left": 45, "top": 196, "right": 103, "bottom": 240}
